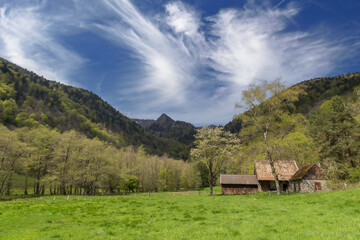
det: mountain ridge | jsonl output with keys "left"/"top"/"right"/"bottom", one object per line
{"left": 225, "top": 72, "right": 360, "bottom": 133}
{"left": 0, "top": 57, "right": 190, "bottom": 159}
{"left": 132, "top": 113, "right": 196, "bottom": 145}
{"left": 1, "top": 57, "right": 359, "bottom": 160}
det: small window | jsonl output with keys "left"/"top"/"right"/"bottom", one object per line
{"left": 315, "top": 182, "right": 321, "bottom": 191}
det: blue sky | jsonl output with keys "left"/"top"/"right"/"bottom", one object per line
{"left": 0, "top": 0, "right": 359, "bottom": 125}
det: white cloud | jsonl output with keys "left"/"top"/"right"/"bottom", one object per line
{"left": 206, "top": 2, "right": 343, "bottom": 88}
{"left": 72, "top": 0, "right": 354, "bottom": 124}
{"left": 162, "top": 1, "right": 348, "bottom": 124}
{"left": 165, "top": 1, "right": 200, "bottom": 37}
{"left": 0, "top": 3, "right": 85, "bottom": 84}
{"left": 0, "top": 0, "right": 355, "bottom": 125}
{"left": 84, "top": 0, "right": 201, "bottom": 105}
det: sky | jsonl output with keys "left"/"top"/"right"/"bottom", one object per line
{"left": 0, "top": 0, "right": 359, "bottom": 126}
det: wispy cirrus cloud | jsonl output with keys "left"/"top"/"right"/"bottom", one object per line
{"left": 165, "top": 1, "right": 202, "bottom": 41}
{"left": 206, "top": 2, "right": 347, "bottom": 86}
{"left": 0, "top": 0, "right": 357, "bottom": 124}
{"left": 78, "top": 0, "right": 201, "bottom": 106}
{"left": 0, "top": 1, "right": 85, "bottom": 84}
{"left": 82, "top": 0, "right": 352, "bottom": 124}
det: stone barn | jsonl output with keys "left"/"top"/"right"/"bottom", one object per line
{"left": 254, "top": 160, "right": 299, "bottom": 191}
{"left": 290, "top": 163, "right": 327, "bottom": 193}
{"left": 220, "top": 174, "right": 259, "bottom": 194}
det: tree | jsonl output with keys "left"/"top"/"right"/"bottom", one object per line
{"left": 52, "top": 130, "right": 83, "bottom": 195}
{"left": 76, "top": 138, "right": 109, "bottom": 195}
{"left": 17, "top": 126, "right": 58, "bottom": 195}
{"left": 238, "top": 79, "right": 305, "bottom": 195}
{"left": 0, "top": 99, "right": 18, "bottom": 124}
{"left": 190, "top": 127, "right": 240, "bottom": 195}
{"left": 180, "top": 163, "right": 200, "bottom": 190}
{"left": 310, "top": 96, "right": 360, "bottom": 179}
{"left": 158, "top": 168, "right": 170, "bottom": 191}
{"left": 0, "top": 124, "right": 26, "bottom": 195}
{"left": 15, "top": 112, "right": 39, "bottom": 128}
{"left": 272, "top": 130, "right": 318, "bottom": 167}
{"left": 120, "top": 176, "right": 140, "bottom": 193}
{"left": 102, "top": 146, "right": 124, "bottom": 194}
{"left": 350, "top": 86, "right": 360, "bottom": 121}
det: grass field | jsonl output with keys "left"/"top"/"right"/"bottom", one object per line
{"left": 0, "top": 187, "right": 359, "bottom": 240}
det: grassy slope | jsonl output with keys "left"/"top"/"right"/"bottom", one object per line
{"left": 0, "top": 188, "right": 359, "bottom": 239}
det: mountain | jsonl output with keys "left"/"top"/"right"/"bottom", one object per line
{"left": 0, "top": 57, "right": 190, "bottom": 159}
{"left": 225, "top": 73, "right": 360, "bottom": 133}
{"left": 132, "top": 114, "right": 196, "bottom": 145}
{"left": 132, "top": 119, "right": 155, "bottom": 129}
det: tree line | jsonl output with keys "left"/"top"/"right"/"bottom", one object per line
{"left": 0, "top": 124, "right": 200, "bottom": 196}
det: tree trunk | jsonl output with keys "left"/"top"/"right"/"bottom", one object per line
{"left": 264, "top": 130, "right": 281, "bottom": 195}
{"left": 267, "top": 150, "right": 281, "bottom": 195}
{"left": 36, "top": 182, "right": 39, "bottom": 195}
{"left": 24, "top": 176, "right": 28, "bottom": 195}
{"left": 6, "top": 181, "right": 11, "bottom": 195}
{"left": 6, "top": 162, "right": 17, "bottom": 196}
{"left": 6, "top": 172, "right": 14, "bottom": 195}
{"left": 209, "top": 170, "right": 213, "bottom": 195}
{"left": 0, "top": 174, "right": 8, "bottom": 195}
{"left": 35, "top": 165, "right": 41, "bottom": 195}
{"left": 60, "top": 183, "right": 67, "bottom": 195}
{"left": 109, "top": 181, "right": 115, "bottom": 194}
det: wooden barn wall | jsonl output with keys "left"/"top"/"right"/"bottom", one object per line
{"left": 221, "top": 184, "right": 258, "bottom": 194}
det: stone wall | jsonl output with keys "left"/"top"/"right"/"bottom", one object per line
{"left": 290, "top": 180, "right": 328, "bottom": 193}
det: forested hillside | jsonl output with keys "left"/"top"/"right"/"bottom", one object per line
{"left": 225, "top": 73, "right": 360, "bottom": 133}
{"left": 295, "top": 73, "right": 360, "bottom": 113}
{"left": 222, "top": 76, "right": 360, "bottom": 182}
{"left": 0, "top": 58, "right": 190, "bottom": 159}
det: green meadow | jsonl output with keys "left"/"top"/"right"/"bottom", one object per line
{"left": 0, "top": 188, "right": 360, "bottom": 240}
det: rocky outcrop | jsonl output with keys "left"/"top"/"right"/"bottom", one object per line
{"left": 132, "top": 114, "right": 196, "bottom": 145}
